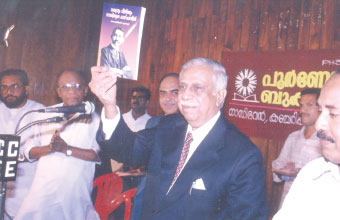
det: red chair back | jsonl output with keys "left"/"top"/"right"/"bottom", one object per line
{"left": 93, "top": 173, "right": 137, "bottom": 220}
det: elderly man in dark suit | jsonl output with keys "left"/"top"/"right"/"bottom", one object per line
{"left": 89, "top": 57, "right": 268, "bottom": 220}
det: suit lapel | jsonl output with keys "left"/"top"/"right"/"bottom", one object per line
{"left": 157, "top": 119, "right": 188, "bottom": 201}
{"left": 159, "top": 115, "right": 227, "bottom": 210}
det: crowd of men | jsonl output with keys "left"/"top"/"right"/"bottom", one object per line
{"left": 0, "top": 57, "right": 339, "bottom": 220}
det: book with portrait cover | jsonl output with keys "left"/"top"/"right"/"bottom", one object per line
{"left": 97, "top": 2, "right": 146, "bottom": 80}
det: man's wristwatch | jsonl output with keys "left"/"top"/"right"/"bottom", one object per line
{"left": 66, "top": 145, "right": 72, "bottom": 156}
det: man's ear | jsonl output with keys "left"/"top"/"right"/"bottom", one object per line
{"left": 24, "top": 85, "right": 29, "bottom": 96}
{"left": 216, "top": 88, "right": 227, "bottom": 107}
{"left": 84, "top": 86, "right": 88, "bottom": 97}
{"left": 56, "top": 88, "right": 62, "bottom": 99}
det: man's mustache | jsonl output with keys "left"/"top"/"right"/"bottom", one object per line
{"left": 317, "top": 131, "right": 335, "bottom": 143}
{"left": 162, "top": 101, "right": 176, "bottom": 105}
{"left": 5, "top": 95, "right": 16, "bottom": 99}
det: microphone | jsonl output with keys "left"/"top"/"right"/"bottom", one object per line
{"left": 42, "top": 116, "right": 66, "bottom": 123}
{"left": 37, "top": 101, "right": 95, "bottom": 114}
{"left": 15, "top": 116, "right": 67, "bottom": 136}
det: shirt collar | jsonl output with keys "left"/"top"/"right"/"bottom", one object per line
{"left": 187, "top": 111, "right": 221, "bottom": 142}
{"left": 299, "top": 126, "right": 318, "bottom": 139}
{"left": 127, "top": 109, "right": 149, "bottom": 121}
{"left": 312, "top": 158, "right": 340, "bottom": 182}
{"left": 110, "top": 43, "right": 119, "bottom": 51}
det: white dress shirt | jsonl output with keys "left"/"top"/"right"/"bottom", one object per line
{"left": 122, "top": 109, "right": 151, "bottom": 132}
{"left": 167, "top": 111, "right": 221, "bottom": 192}
{"left": 273, "top": 157, "right": 340, "bottom": 220}
{"left": 180, "top": 111, "right": 221, "bottom": 177}
{"left": 272, "top": 127, "right": 321, "bottom": 206}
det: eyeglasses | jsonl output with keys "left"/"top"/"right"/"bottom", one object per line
{"left": 0, "top": 84, "right": 24, "bottom": 92}
{"left": 131, "top": 95, "right": 146, "bottom": 102}
{"left": 58, "top": 83, "right": 86, "bottom": 92}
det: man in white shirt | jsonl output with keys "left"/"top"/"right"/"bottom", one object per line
{"left": 112, "top": 85, "right": 151, "bottom": 174}
{"left": 15, "top": 69, "right": 100, "bottom": 220}
{"left": 272, "top": 88, "right": 322, "bottom": 207}
{"left": 120, "top": 86, "right": 151, "bottom": 208}
{"left": 273, "top": 70, "right": 340, "bottom": 220}
{"left": 122, "top": 86, "right": 151, "bottom": 132}
{"left": 89, "top": 57, "right": 268, "bottom": 219}
{"left": 0, "top": 69, "right": 45, "bottom": 220}
{"left": 97, "top": 85, "right": 151, "bottom": 176}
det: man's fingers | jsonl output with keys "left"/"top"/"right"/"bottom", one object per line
{"left": 90, "top": 66, "right": 108, "bottom": 77}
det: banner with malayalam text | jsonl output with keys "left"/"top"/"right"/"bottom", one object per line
{"left": 222, "top": 50, "right": 340, "bottom": 140}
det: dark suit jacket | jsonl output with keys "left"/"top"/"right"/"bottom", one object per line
{"left": 145, "top": 114, "right": 163, "bottom": 129}
{"left": 100, "top": 45, "right": 133, "bottom": 79}
{"left": 97, "top": 113, "right": 268, "bottom": 220}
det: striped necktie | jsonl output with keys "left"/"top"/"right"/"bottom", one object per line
{"left": 169, "top": 132, "right": 193, "bottom": 190}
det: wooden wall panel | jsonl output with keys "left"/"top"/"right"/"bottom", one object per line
{"left": 1, "top": 0, "right": 339, "bottom": 218}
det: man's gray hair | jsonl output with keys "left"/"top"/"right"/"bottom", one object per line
{"left": 324, "top": 69, "right": 340, "bottom": 84}
{"left": 179, "top": 57, "right": 228, "bottom": 93}
{"left": 331, "top": 69, "right": 340, "bottom": 76}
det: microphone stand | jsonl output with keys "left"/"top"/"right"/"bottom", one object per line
{"left": 0, "top": 111, "right": 65, "bottom": 220}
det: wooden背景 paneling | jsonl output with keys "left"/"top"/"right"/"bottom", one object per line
{"left": 1, "top": 0, "right": 339, "bottom": 217}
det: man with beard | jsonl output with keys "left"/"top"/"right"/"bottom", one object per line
{"left": 272, "top": 88, "right": 322, "bottom": 207}
{"left": 0, "top": 69, "right": 44, "bottom": 219}
{"left": 273, "top": 70, "right": 340, "bottom": 220}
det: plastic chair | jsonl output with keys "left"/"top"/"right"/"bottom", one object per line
{"left": 109, "top": 188, "right": 137, "bottom": 220}
{"left": 93, "top": 173, "right": 137, "bottom": 220}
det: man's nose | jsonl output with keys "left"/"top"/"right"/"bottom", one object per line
{"left": 65, "top": 88, "right": 78, "bottom": 94}
{"left": 315, "top": 112, "right": 327, "bottom": 131}
{"left": 164, "top": 93, "right": 173, "bottom": 100}
{"left": 180, "top": 87, "right": 193, "bottom": 100}
{"left": 300, "top": 105, "right": 307, "bottom": 113}
{"left": 6, "top": 88, "right": 16, "bottom": 95}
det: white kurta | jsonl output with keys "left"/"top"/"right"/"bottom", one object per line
{"left": 15, "top": 103, "right": 100, "bottom": 220}
{"left": 0, "top": 100, "right": 45, "bottom": 219}
{"left": 122, "top": 110, "right": 151, "bottom": 132}
{"left": 272, "top": 127, "right": 321, "bottom": 206}
{"left": 273, "top": 157, "right": 340, "bottom": 220}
